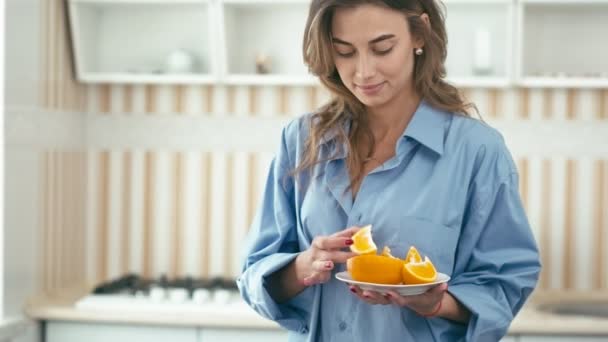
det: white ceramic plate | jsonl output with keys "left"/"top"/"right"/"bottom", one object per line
{"left": 335, "top": 271, "right": 450, "bottom": 296}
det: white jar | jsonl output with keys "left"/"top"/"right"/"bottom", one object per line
{"left": 165, "top": 49, "right": 196, "bottom": 73}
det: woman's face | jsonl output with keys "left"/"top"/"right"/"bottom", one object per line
{"left": 331, "top": 4, "right": 421, "bottom": 109}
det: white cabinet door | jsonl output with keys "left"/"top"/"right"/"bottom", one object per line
{"left": 198, "top": 328, "right": 287, "bottom": 342}
{"left": 501, "top": 336, "right": 518, "bottom": 342}
{"left": 46, "top": 322, "right": 198, "bottom": 342}
{"left": 519, "top": 336, "right": 608, "bottom": 342}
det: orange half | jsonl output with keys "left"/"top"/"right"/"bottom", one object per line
{"left": 347, "top": 254, "right": 404, "bottom": 285}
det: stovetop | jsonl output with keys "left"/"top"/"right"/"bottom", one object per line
{"left": 76, "top": 273, "right": 248, "bottom": 313}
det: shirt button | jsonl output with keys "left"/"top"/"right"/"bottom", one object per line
{"left": 338, "top": 321, "right": 347, "bottom": 331}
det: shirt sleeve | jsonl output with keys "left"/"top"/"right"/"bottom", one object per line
{"left": 236, "top": 123, "right": 311, "bottom": 334}
{"left": 447, "top": 140, "right": 542, "bottom": 341}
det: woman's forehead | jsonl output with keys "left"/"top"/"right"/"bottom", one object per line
{"left": 331, "top": 4, "right": 410, "bottom": 41}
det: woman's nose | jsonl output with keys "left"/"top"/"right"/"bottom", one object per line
{"left": 355, "top": 54, "right": 376, "bottom": 80}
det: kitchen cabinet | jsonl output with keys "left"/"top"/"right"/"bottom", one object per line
{"left": 67, "top": 0, "right": 217, "bottom": 84}
{"left": 443, "top": 0, "right": 514, "bottom": 88}
{"left": 198, "top": 328, "right": 287, "bottom": 342}
{"left": 46, "top": 322, "right": 198, "bottom": 342}
{"left": 46, "top": 321, "right": 532, "bottom": 342}
{"left": 45, "top": 321, "right": 288, "bottom": 342}
{"left": 516, "top": 0, "right": 608, "bottom": 88}
{"left": 67, "top": 0, "right": 608, "bottom": 88}
{"left": 518, "top": 336, "right": 608, "bottom": 342}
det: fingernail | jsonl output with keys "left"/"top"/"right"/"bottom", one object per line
{"left": 345, "top": 239, "right": 354, "bottom": 246}
{"left": 364, "top": 294, "right": 371, "bottom": 299}
{"left": 325, "top": 261, "right": 332, "bottom": 269}
{"left": 384, "top": 294, "right": 390, "bottom": 299}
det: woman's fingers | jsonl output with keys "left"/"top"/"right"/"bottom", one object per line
{"left": 301, "top": 227, "right": 366, "bottom": 287}
{"left": 312, "top": 236, "right": 354, "bottom": 250}
{"left": 386, "top": 283, "right": 448, "bottom": 309}
{"left": 332, "top": 226, "right": 362, "bottom": 238}
{"left": 361, "top": 290, "right": 391, "bottom": 305}
{"left": 312, "top": 260, "right": 334, "bottom": 272}
{"left": 347, "top": 285, "right": 391, "bottom": 305}
{"left": 303, "top": 271, "right": 331, "bottom": 286}
{"left": 328, "top": 250, "right": 358, "bottom": 263}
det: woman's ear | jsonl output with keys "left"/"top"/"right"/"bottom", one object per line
{"left": 415, "top": 13, "right": 431, "bottom": 48}
{"left": 420, "top": 13, "right": 430, "bottom": 27}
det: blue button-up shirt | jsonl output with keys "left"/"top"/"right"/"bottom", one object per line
{"left": 237, "top": 100, "right": 541, "bottom": 341}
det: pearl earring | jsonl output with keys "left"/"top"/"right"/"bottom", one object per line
{"left": 415, "top": 48, "right": 423, "bottom": 56}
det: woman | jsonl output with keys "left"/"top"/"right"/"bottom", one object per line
{"left": 237, "top": 0, "right": 541, "bottom": 341}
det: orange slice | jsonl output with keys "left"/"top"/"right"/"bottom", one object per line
{"left": 401, "top": 256, "right": 438, "bottom": 284}
{"left": 405, "top": 246, "right": 422, "bottom": 264}
{"left": 349, "top": 225, "right": 377, "bottom": 255}
{"left": 347, "top": 254, "right": 404, "bottom": 285}
{"left": 381, "top": 246, "right": 395, "bottom": 258}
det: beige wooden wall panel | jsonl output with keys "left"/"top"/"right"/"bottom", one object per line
{"left": 37, "top": 0, "right": 608, "bottom": 293}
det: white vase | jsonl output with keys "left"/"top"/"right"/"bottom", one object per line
{"left": 165, "top": 49, "right": 196, "bottom": 73}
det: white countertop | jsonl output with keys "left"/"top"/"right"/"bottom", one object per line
{"left": 25, "top": 285, "right": 279, "bottom": 330}
{"left": 25, "top": 286, "right": 608, "bottom": 335}
{"left": 510, "top": 291, "right": 608, "bottom": 335}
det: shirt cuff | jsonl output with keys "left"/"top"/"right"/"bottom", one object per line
{"left": 448, "top": 283, "right": 512, "bottom": 341}
{"left": 237, "top": 252, "right": 310, "bottom": 334}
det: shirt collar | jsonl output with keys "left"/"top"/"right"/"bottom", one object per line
{"left": 319, "top": 99, "right": 449, "bottom": 157}
{"left": 402, "top": 100, "right": 448, "bottom": 156}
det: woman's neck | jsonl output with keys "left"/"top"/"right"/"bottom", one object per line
{"left": 366, "top": 92, "right": 421, "bottom": 142}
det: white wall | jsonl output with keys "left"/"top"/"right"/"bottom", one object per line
{"left": 4, "top": 0, "right": 83, "bottom": 341}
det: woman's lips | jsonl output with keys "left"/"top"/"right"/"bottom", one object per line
{"left": 357, "top": 82, "right": 385, "bottom": 95}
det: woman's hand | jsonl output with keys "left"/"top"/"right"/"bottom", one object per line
{"left": 295, "top": 226, "right": 360, "bottom": 286}
{"left": 349, "top": 283, "right": 448, "bottom": 316}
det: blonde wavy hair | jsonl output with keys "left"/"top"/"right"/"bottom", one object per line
{"left": 293, "top": 0, "right": 476, "bottom": 188}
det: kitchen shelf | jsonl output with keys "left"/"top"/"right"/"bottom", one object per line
{"left": 80, "top": 73, "right": 218, "bottom": 85}
{"left": 520, "top": 0, "right": 608, "bottom": 4}
{"left": 224, "top": 74, "right": 317, "bottom": 86}
{"left": 517, "top": 77, "right": 608, "bottom": 89}
{"left": 67, "top": 0, "right": 608, "bottom": 88}
{"left": 443, "top": 0, "right": 513, "bottom": 85}
{"left": 68, "top": 0, "right": 217, "bottom": 84}
{"left": 448, "top": 77, "right": 512, "bottom": 88}
{"left": 219, "top": 1, "right": 311, "bottom": 81}
{"left": 516, "top": 1, "right": 608, "bottom": 86}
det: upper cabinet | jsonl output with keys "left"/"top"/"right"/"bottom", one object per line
{"left": 219, "top": 0, "right": 315, "bottom": 85}
{"left": 444, "top": 0, "right": 514, "bottom": 88}
{"left": 68, "top": 0, "right": 217, "bottom": 84}
{"left": 517, "top": 0, "right": 608, "bottom": 88}
{"left": 67, "top": 0, "right": 608, "bottom": 88}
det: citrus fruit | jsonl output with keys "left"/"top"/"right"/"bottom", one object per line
{"left": 381, "top": 246, "right": 396, "bottom": 258}
{"left": 347, "top": 254, "right": 404, "bottom": 285}
{"left": 349, "top": 225, "right": 377, "bottom": 255}
{"left": 401, "top": 256, "right": 438, "bottom": 284}
{"left": 405, "top": 246, "right": 422, "bottom": 264}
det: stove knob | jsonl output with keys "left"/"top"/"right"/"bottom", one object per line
{"left": 192, "top": 288, "right": 211, "bottom": 304}
{"left": 212, "top": 289, "right": 232, "bottom": 305}
{"left": 168, "top": 288, "right": 188, "bottom": 303}
{"left": 149, "top": 286, "right": 166, "bottom": 301}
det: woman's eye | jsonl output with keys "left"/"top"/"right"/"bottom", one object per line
{"left": 336, "top": 50, "right": 355, "bottom": 57}
{"left": 375, "top": 47, "right": 393, "bottom": 55}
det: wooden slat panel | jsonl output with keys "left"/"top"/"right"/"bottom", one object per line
{"left": 563, "top": 159, "right": 576, "bottom": 289}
